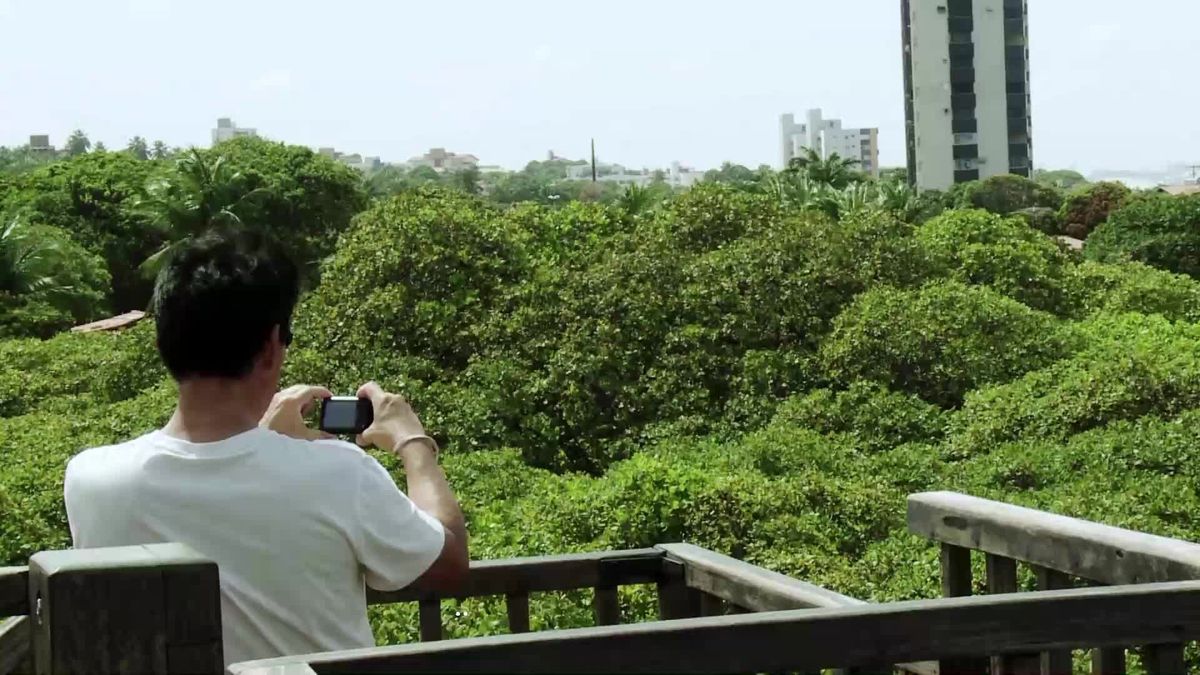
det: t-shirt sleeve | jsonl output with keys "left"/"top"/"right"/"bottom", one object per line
{"left": 352, "top": 454, "right": 446, "bottom": 592}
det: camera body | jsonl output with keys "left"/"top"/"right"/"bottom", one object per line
{"left": 319, "top": 396, "right": 374, "bottom": 435}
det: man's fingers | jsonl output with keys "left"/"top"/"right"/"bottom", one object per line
{"left": 356, "top": 381, "right": 386, "bottom": 407}
{"left": 289, "top": 385, "right": 333, "bottom": 402}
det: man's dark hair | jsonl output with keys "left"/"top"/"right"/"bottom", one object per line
{"left": 152, "top": 229, "right": 300, "bottom": 380}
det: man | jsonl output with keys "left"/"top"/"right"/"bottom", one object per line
{"left": 64, "top": 230, "right": 468, "bottom": 666}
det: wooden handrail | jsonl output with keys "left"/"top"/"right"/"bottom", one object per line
{"left": 228, "top": 580, "right": 1200, "bottom": 674}
{"left": 908, "top": 491, "right": 1200, "bottom": 584}
{"left": 0, "top": 568, "right": 26, "bottom": 618}
{"left": 368, "top": 548, "right": 665, "bottom": 604}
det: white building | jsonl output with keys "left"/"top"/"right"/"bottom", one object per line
{"left": 567, "top": 161, "right": 704, "bottom": 189}
{"left": 902, "top": 0, "right": 1032, "bottom": 190}
{"left": 318, "top": 147, "right": 382, "bottom": 172}
{"left": 211, "top": 118, "right": 257, "bottom": 146}
{"left": 780, "top": 109, "right": 880, "bottom": 176}
{"left": 405, "top": 148, "right": 479, "bottom": 172}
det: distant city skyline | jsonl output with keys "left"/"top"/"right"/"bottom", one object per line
{"left": 1, "top": 0, "right": 1197, "bottom": 174}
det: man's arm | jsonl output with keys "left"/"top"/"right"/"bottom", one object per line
{"left": 358, "top": 381, "right": 469, "bottom": 592}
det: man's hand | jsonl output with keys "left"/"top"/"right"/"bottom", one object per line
{"left": 260, "top": 385, "right": 334, "bottom": 441}
{"left": 355, "top": 381, "right": 430, "bottom": 455}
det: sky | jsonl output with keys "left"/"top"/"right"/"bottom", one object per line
{"left": 1, "top": 0, "right": 1197, "bottom": 175}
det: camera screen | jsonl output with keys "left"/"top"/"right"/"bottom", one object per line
{"left": 323, "top": 400, "right": 361, "bottom": 430}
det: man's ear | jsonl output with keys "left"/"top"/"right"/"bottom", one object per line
{"left": 259, "top": 325, "right": 285, "bottom": 371}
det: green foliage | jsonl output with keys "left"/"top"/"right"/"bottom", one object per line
{"left": 1085, "top": 193, "right": 1200, "bottom": 278}
{"left": 1058, "top": 181, "right": 1131, "bottom": 239}
{"left": 785, "top": 149, "right": 864, "bottom": 189}
{"left": 0, "top": 221, "right": 110, "bottom": 338}
{"left": 1034, "top": 169, "right": 1088, "bottom": 191}
{"left": 820, "top": 281, "right": 1070, "bottom": 407}
{"left": 1012, "top": 206, "right": 1060, "bottom": 235}
{"left": 956, "top": 174, "right": 1063, "bottom": 215}
{"left": 1067, "top": 260, "right": 1200, "bottom": 322}
{"left": 915, "top": 209, "right": 1075, "bottom": 314}
{"left": 773, "top": 383, "right": 949, "bottom": 454}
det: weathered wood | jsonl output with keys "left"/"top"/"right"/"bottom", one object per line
{"left": 418, "top": 598, "right": 442, "bottom": 642}
{"left": 1033, "top": 566, "right": 1073, "bottom": 675}
{"left": 592, "top": 587, "right": 619, "bottom": 626}
{"left": 369, "top": 549, "right": 663, "bottom": 604}
{"left": 659, "top": 543, "right": 867, "bottom": 612}
{"left": 985, "top": 555, "right": 1040, "bottom": 675}
{"left": 909, "top": 491, "right": 1200, "bottom": 585}
{"left": 660, "top": 544, "right": 935, "bottom": 675}
{"left": 227, "top": 581, "right": 1200, "bottom": 675}
{"left": 228, "top": 663, "right": 318, "bottom": 675}
{"left": 0, "top": 569, "right": 27, "bottom": 619}
{"left": 698, "top": 592, "right": 724, "bottom": 617}
{"left": 1090, "top": 648, "right": 1124, "bottom": 675}
{"left": 505, "top": 592, "right": 530, "bottom": 634}
{"left": 0, "top": 616, "right": 30, "bottom": 675}
{"left": 656, "top": 560, "right": 699, "bottom": 621}
{"left": 1141, "top": 643, "right": 1184, "bottom": 675}
{"left": 941, "top": 544, "right": 987, "bottom": 675}
{"left": 28, "top": 543, "right": 222, "bottom": 674}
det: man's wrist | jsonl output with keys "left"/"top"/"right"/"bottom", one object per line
{"left": 392, "top": 434, "right": 438, "bottom": 460}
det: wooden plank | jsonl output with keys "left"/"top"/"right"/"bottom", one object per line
{"left": 0, "top": 569, "right": 27, "bottom": 618}
{"left": 0, "top": 617, "right": 30, "bottom": 675}
{"left": 369, "top": 549, "right": 663, "bottom": 604}
{"left": 1141, "top": 643, "right": 1184, "bottom": 675}
{"left": 986, "top": 555, "right": 1040, "bottom": 675}
{"left": 592, "top": 587, "right": 619, "bottom": 626}
{"left": 656, "top": 559, "right": 699, "bottom": 620}
{"left": 942, "top": 544, "right": 986, "bottom": 675}
{"left": 1090, "top": 648, "right": 1124, "bottom": 675}
{"left": 28, "top": 543, "right": 222, "bottom": 674}
{"left": 659, "top": 543, "right": 868, "bottom": 611}
{"left": 1033, "top": 566, "right": 1074, "bottom": 675}
{"left": 418, "top": 598, "right": 442, "bottom": 642}
{"left": 660, "top": 543, "right": 934, "bottom": 675}
{"left": 909, "top": 491, "right": 1200, "bottom": 585}
{"left": 505, "top": 593, "right": 530, "bottom": 634}
{"left": 228, "top": 663, "right": 318, "bottom": 675}
{"left": 235, "top": 581, "right": 1200, "bottom": 675}
{"left": 699, "top": 592, "right": 725, "bottom": 617}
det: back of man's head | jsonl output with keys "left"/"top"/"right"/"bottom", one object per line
{"left": 152, "top": 230, "right": 300, "bottom": 381}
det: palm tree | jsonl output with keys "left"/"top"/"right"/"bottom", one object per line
{"left": 787, "top": 148, "right": 862, "bottom": 189}
{"left": 135, "top": 149, "right": 270, "bottom": 276}
{"left": 127, "top": 136, "right": 150, "bottom": 160}
{"left": 0, "top": 216, "right": 61, "bottom": 295}
{"left": 151, "top": 140, "right": 171, "bottom": 160}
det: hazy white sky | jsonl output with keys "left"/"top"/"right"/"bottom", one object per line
{"left": 1, "top": 0, "right": 1196, "bottom": 173}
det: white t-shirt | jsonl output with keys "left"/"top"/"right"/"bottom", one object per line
{"left": 64, "top": 427, "right": 445, "bottom": 667}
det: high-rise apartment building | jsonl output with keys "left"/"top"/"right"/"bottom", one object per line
{"left": 902, "top": 0, "right": 1032, "bottom": 190}
{"left": 780, "top": 109, "right": 880, "bottom": 177}
{"left": 211, "top": 118, "right": 258, "bottom": 146}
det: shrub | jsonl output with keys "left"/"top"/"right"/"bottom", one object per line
{"left": 1085, "top": 193, "right": 1200, "bottom": 278}
{"left": 915, "top": 209, "right": 1074, "bottom": 314}
{"left": 1013, "top": 207, "right": 1060, "bottom": 235}
{"left": 820, "top": 281, "right": 1070, "bottom": 407}
{"left": 772, "top": 383, "right": 949, "bottom": 454}
{"left": 948, "top": 313, "right": 1200, "bottom": 457}
{"left": 1066, "top": 260, "right": 1200, "bottom": 322}
{"left": 1058, "top": 181, "right": 1131, "bottom": 239}
{"left": 957, "top": 175, "right": 1064, "bottom": 215}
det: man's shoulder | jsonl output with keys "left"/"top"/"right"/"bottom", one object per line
{"left": 67, "top": 432, "right": 158, "bottom": 479}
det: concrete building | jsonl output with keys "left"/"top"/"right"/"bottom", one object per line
{"left": 28, "top": 135, "right": 53, "bottom": 153}
{"left": 406, "top": 148, "right": 479, "bottom": 173}
{"left": 902, "top": 0, "right": 1032, "bottom": 190}
{"left": 567, "top": 160, "right": 704, "bottom": 189}
{"left": 318, "top": 147, "right": 382, "bottom": 172}
{"left": 780, "top": 109, "right": 879, "bottom": 177}
{"left": 211, "top": 118, "right": 257, "bottom": 146}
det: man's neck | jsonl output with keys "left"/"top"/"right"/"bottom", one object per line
{"left": 163, "top": 378, "right": 266, "bottom": 443}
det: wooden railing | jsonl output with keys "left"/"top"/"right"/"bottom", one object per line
{"left": 7, "top": 492, "right": 1200, "bottom": 674}
{"left": 908, "top": 490, "right": 1200, "bottom": 675}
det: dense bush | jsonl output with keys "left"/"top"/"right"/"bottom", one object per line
{"left": 820, "top": 281, "right": 1069, "bottom": 407}
{"left": 1067, "top": 260, "right": 1200, "bottom": 322}
{"left": 0, "top": 223, "right": 111, "bottom": 338}
{"left": 1086, "top": 193, "right": 1200, "bottom": 278}
{"left": 1058, "top": 181, "right": 1131, "bottom": 239}
{"left": 915, "top": 209, "right": 1074, "bottom": 314}
{"left": 956, "top": 174, "right": 1063, "bottom": 215}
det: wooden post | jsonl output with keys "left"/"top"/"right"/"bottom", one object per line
{"left": 698, "top": 592, "right": 725, "bottom": 617}
{"left": 27, "top": 543, "right": 222, "bottom": 675}
{"left": 657, "top": 559, "right": 700, "bottom": 621}
{"left": 417, "top": 598, "right": 442, "bottom": 642}
{"left": 985, "top": 555, "right": 1039, "bottom": 675}
{"left": 1033, "top": 566, "right": 1073, "bottom": 675}
{"left": 504, "top": 592, "right": 530, "bottom": 634}
{"left": 940, "top": 544, "right": 987, "bottom": 675}
{"left": 1141, "top": 644, "right": 1184, "bottom": 675}
{"left": 1091, "top": 648, "right": 1125, "bottom": 675}
{"left": 592, "top": 587, "right": 619, "bottom": 626}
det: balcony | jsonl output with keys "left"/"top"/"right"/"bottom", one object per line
{"left": 952, "top": 118, "right": 978, "bottom": 133}
{"left": 6, "top": 492, "right": 1200, "bottom": 675}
